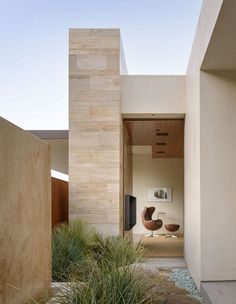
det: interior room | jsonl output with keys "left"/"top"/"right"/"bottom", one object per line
{"left": 124, "top": 119, "right": 184, "bottom": 258}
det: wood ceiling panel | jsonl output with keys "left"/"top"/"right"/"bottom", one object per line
{"left": 124, "top": 119, "right": 184, "bottom": 158}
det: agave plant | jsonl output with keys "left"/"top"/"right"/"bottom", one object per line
{"left": 52, "top": 220, "right": 95, "bottom": 281}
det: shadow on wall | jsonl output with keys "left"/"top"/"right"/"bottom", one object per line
{"left": 52, "top": 177, "right": 68, "bottom": 228}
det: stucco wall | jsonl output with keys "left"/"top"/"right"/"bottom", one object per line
{"left": 185, "top": 57, "right": 201, "bottom": 287}
{"left": 201, "top": 0, "right": 236, "bottom": 70}
{"left": 132, "top": 154, "right": 184, "bottom": 235}
{"left": 45, "top": 139, "right": 68, "bottom": 174}
{"left": 185, "top": 0, "right": 223, "bottom": 287}
{"left": 0, "top": 117, "right": 51, "bottom": 304}
{"left": 121, "top": 75, "right": 186, "bottom": 115}
{"left": 200, "top": 71, "right": 236, "bottom": 280}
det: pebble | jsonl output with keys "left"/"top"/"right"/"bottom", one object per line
{"left": 168, "top": 268, "right": 203, "bottom": 303}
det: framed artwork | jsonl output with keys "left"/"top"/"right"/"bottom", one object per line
{"left": 147, "top": 187, "right": 172, "bottom": 202}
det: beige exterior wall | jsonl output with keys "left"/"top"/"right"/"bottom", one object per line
{"left": 200, "top": 71, "right": 236, "bottom": 281}
{"left": 121, "top": 75, "right": 185, "bottom": 115}
{"left": 185, "top": 0, "right": 223, "bottom": 286}
{"left": 67, "top": 0, "right": 235, "bottom": 287}
{"left": 0, "top": 117, "right": 51, "bottom": 304}
{"left": 45, "top": 139, "right": 68, "bottom": 174}
{"left": 69, "top": 29, "right": 122, "bottom": 235}
{"left": 120, "top": 41, "right": 128, "bottom": 75}
{"left": 132, "top": 154, "right": 184, "bottom": 235}
{"left": 201, "top": 0, "right": 236, "bottom": 70}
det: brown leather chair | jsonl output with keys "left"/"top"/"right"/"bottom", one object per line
{"left": 165, "top": 224, "right": 180, "bottom": 238}
{"left": 141, "top": 207, "right": 163, "bottom": 237}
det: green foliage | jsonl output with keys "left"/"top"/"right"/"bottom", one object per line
{"left": 51, "top": 221, "right": 159, "bottom": 304}
{"left": 52, "top": 220, "right": 95, "bottom": 281}
{"left": 93, "top": 234, "right": 144, "bottom": 269}
{"left": 51, "top": 262, "right": 159, "bottom": 304}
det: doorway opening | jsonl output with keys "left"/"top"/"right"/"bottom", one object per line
{"left": 123, "top": 118, "right": 184, "bottom": 258}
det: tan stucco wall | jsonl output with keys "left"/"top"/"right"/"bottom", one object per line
{"left": 185, "top": 0, "right": 223, "bottom": 286}
{"left": 45, "top": 139, "right": 68, "bottom": 174}
{"left": 201, "top": 0, "right": 236, "bottom": 70}
{"left": 200, "top": 71, "right": 236, "bottom": 280}
{"left": 0, "top": 117, "right": 51, "bottom": 304}
{"left": 132, "top": 154, "right": 184, "bottom": 235}
{"left": 69, "top": 29, "right": 122, "bottom": 235}
{"left": 121, "top": 75, "right": 185, "bottom": 115}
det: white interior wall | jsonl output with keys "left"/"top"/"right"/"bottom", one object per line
{"left": 132, "top": 153, "right": 184, "bottom": 235}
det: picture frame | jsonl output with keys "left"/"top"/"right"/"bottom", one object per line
{"left": 147, "top": 187, "right": 172, "bottom": 202}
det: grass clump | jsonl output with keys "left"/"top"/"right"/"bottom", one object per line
{"left": 52, "top": 220, "right": 95, "bottom": 281}
{"left": 93, "top": 233, "right": 143, "bottom": 269}
{"left": 52, "top": 221, "right": 144, "bottom": 281}
{"left": 51, "top": 220, "right": 160, "bottom": 304}
{"left": 51, "top": 261, "right": 159, "bottom": 304}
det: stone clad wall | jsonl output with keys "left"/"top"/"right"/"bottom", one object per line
{"left": 0, "top": 117, "right": 51, "bottom": 304}
{"left": 69, "top": 29, "right": 121, "bottom": 235}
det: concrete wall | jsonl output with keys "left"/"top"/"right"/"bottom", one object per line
{"left": 200, "top": 71, "right": 236, "bottom": 280}
{"left": 185, "top": 0, "right": 223, "bottom": 286}
{"left": 69, "top": 29, "right": 122, "bottom": 235}
{"left": 132, "top": 154, "right": 184, "bottom": 235}
{"left": 0, "top": 117, "right": 51, "bottom": 304}
{"left": 121, "top": 75, "right": 185, "bottom": 115}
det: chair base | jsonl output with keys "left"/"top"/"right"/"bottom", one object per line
{"left": 146, "top": 234, "right": 159, "bottom": 237}
{"left": 145, "top": 231, "right": 162, "bottom": 237}
{"left": 165, "top": 234, "right": 179, "bottom": 238}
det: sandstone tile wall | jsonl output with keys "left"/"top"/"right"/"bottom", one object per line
{"left": 69, "top": 29, "right": 121, "bottom": 235}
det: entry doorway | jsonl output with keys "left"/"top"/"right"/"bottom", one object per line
{"left": 123, "top": 118, "right": 184, "bottom": 258}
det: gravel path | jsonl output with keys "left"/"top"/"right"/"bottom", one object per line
{"left": 168, "top": 268, "right": 203, "bottom": 303}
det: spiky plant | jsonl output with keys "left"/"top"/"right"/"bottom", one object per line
{"left": 52, "top": 220, "right": 95, "bottom": 281}
{"left": 50, "top": 261, "right": 160, "bottom": 304}
{"left": 93, "top": 234, "right": 144, "bottom": 269}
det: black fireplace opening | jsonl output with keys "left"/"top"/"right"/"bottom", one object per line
{"left": 124, "top": 195, "right": 136, "bottom": 231}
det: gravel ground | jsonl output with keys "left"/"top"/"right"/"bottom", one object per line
{"left": 168, "top": 268, "right": 203, "bottom": 303}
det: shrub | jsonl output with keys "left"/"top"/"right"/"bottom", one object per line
{"left": 52, "top": 220, "right": 95, "bottom": 281}
{"left": 51, "top": 221, "right": 158, "bottom": 304}
{"left": 51, "top": 262, "right": 159, "bottom": 304}
{"left": 92, "top": 234, "right": 144, "bottom": 269}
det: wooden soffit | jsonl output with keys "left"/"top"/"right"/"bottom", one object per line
{"left": 124, "top": 119, "right": 184, "bottom": 158}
